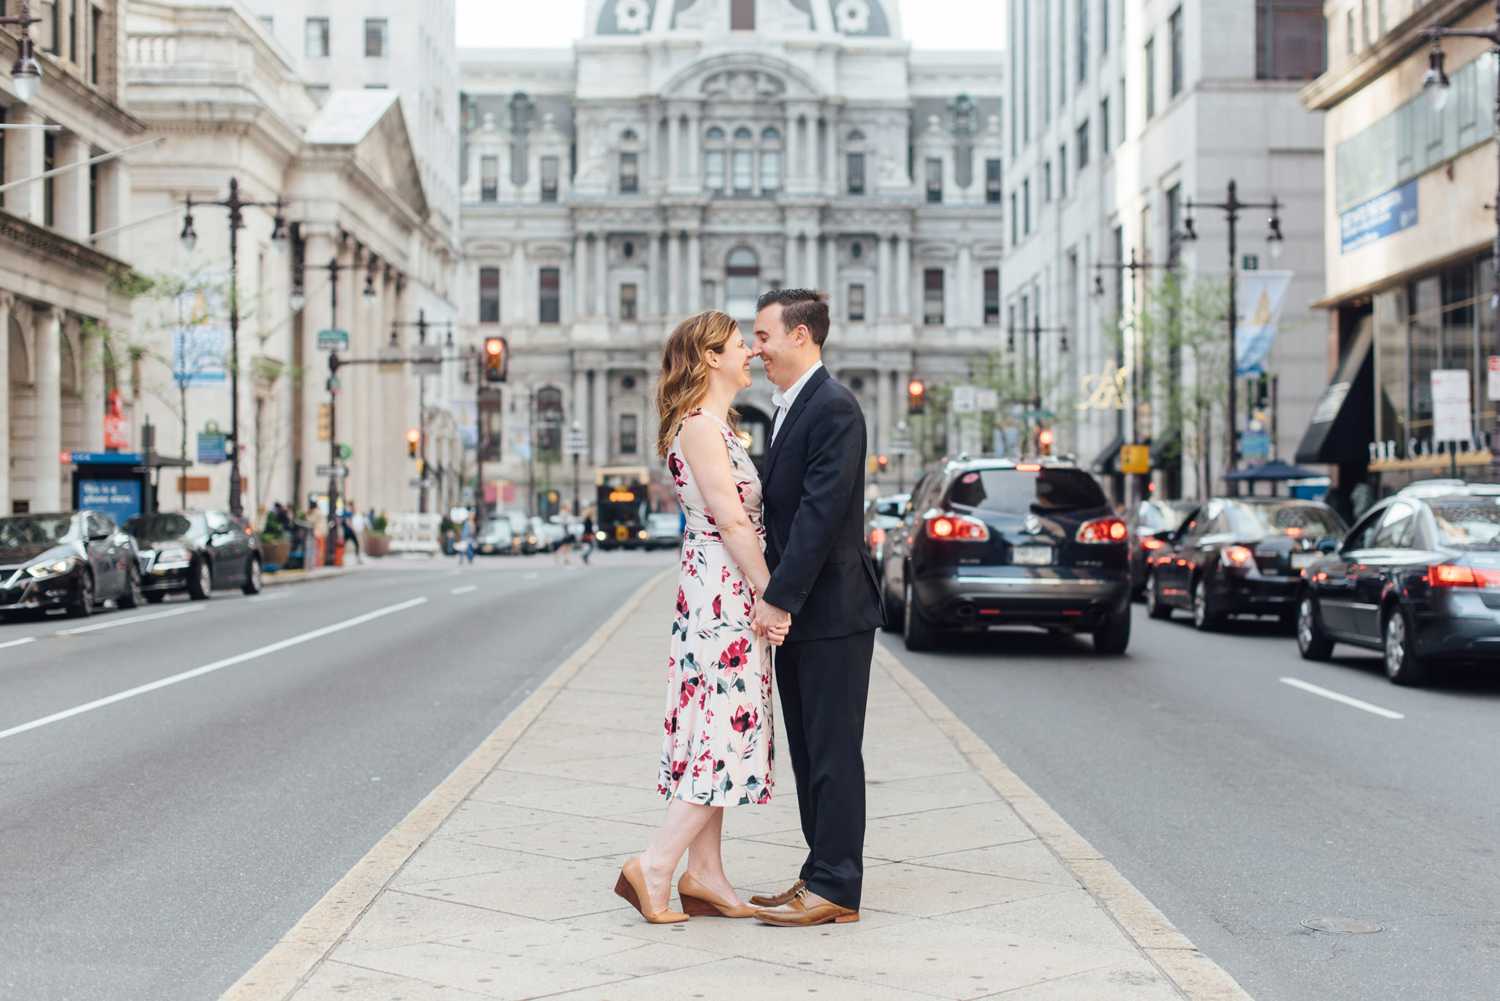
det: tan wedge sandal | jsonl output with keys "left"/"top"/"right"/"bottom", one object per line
{"left": 677, "top": 872, "right": 756, "bottom": 918}
{"left": 614, "top": 858, "right": 690, "bottom": 924}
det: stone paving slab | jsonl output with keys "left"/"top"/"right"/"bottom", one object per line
{"left": 236, "top": 572, "right": 1251, "bottom": 1001}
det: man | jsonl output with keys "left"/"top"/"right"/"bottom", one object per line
{"left": 749, "top": 289, "right": 885, "bottom": 927}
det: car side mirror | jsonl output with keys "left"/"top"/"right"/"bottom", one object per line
{"left": 1318, "top": 537, "right": 1338, "bottom": 554}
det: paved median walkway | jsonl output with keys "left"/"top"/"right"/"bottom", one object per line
{"left": 229, "top": 572, "right": 1250, "bottom": 1001}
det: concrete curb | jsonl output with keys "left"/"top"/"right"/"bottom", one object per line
{"left": 219, "top": 568, "right": 673, "bottom": 1001}
{"left": 874, "top": 644, "right": 1254, "bottom": 1001}
{"left": 262, "top": 568, "right": 355, "bottom": 588}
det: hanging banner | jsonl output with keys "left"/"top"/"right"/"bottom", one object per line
{"left": 171, "top": 281, "right": 229, "bottom": 385}
{"left": 1234, "top": 270, "right": 1293, "bottom": 377}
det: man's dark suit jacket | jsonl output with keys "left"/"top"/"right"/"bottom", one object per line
{"left": 761, "top": 365, "right": 885, "bottom": 643}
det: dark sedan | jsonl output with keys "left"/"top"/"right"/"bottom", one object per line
{"left": 1130, "top": 498, "right": 1196, "bottom": 596}
{"left": 864, "top": 492, "right": 909, "bottom": 574}
{"left": 0, "top": 510, "right": 144, "bottom": 618}
{"left": 125, "top": 509, "right": 262, "bottom": 601}
{"left": 1297, "top": 487, "right": 1500, "bottom": 685}
{"left": 1146, "top": 498, "right": 1345, "bottom": 630}
{"left": 882, "top": 458, "right": 1132, "bottom": 654}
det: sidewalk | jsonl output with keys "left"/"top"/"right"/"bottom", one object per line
{"left": 228, "top": 572, "right": 1251, "bottom": 1001}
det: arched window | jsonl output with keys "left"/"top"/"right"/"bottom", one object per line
{"left": 732, "top": 127, "right": 754, "bottom": 195}
{"left": 760, "top": 126, "right": 783, "bottom": 192}
{"left": 725, "top": 247, "right": 760, "bottom": 317}
{"left": 703, "top": 126, "right": 727, "bottom": 192}
{"left": 845, "top": 130, "right": 867, "bottom": 195}
{"left": 537, "top": 386, "right": 564, "bottom": 454}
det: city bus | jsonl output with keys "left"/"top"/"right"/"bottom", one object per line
{"left": 595, "top": 465, "right": 651, "bottom": 549}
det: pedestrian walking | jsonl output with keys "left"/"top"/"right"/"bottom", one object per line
{"left": 341, "top": 508, "right": 364, "bottom": 564}
{"left": 459, "top": 515, "right": 477, "bottom": 565}
{"left": 580, "top": 513, "right": 595, "bottom": 564}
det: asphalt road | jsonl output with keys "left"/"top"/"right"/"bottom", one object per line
{"left": 0, "top": 551, "right": 667, "bottom": 1001}
{"left": 883, "top": 605, "right": 1500, "bottom": 1001}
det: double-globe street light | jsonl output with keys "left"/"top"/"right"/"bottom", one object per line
{"left": 1, "top": 1, "right": 44, "bottom": 103}
{"left": 1179, "top": 181, "right": 1285, "bottom": 494}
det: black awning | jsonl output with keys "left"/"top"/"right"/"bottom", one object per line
{"left": 1296, "top": 321, "right": 1375, "bottom": 466}
{"left": 1091, "top": 434, "right": 1123, "bottom": 474}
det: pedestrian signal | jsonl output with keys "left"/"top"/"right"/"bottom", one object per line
{"left": 406, "top": 427, "right": 419, "bottom": 458}
{"left": 1037, "top": 427, "right": 1055, "bottom": 456}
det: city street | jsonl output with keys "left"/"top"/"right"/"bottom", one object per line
{"left": 889, "top": 612, "right": 1500, "bottom": 1001}
{"left": 0, "top": 553, "right": 662, "bottom": 1001}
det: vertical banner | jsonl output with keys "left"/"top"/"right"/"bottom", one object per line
{"left": 1234, "top": 271, "right": 1293, "bottom": 377}
{"left": 172, "top": 282, "right": 230, "bottom": 385}
{"left": 1431, "top": 369, "right": 1473, "bottom": 444}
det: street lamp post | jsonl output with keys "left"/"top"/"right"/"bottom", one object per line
{"left": 180, "top": 178, "right": 288, "bottom": 518}
{"left": 390, "top": 309, "right": 456, "bottom": 515}
{"left": 1006, "top": 314, "right": 1068, "bottom": 451}
{"left": 1180, "top": 180, "right": 1284, "bottom": 494}
{"left": 571, "top": 421, "right": 583, "bottom": 516}
{"left": 0, "top": 2, "right": 44, "bottom": 103}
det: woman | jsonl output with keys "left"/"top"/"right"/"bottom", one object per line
{"left": 613, "top": 310, "right": 789, "bottom": 924}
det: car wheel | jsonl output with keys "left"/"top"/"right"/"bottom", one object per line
{"left": 118, "top": 565, "right": 145, "bottom": 609}
{"left": 242, "top": 556, "right": 263, "bottom": 595}
{"left": 145, "top": 591, "right": 166, "bottom": 604}
{"left": 1192, "top": 576, "right": 1223, "bottom": 631}
{"left": 903, "top": 579, "right": 938, "bottom": 652}
{"left": 1146, "top": 571, "right": 1172, "bottom": 620}
{"left": 1295, "top": 594, "right": 1334, "bottom": 661}
{"left": 1093, "top": 606, "right": 1131, "bottom": 654}
{"left": 67, "top": 570, "right": 95, "bottom": 618}
{"left": 187, "top": 558, "right": 213, "bottom": 601}
{"left": 1383, "top": 605, "right": 1430, "bottom": 687}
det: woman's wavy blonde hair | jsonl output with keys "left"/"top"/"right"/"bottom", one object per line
{"left": 656, "top": 310, "right": 742, "bottom": 459}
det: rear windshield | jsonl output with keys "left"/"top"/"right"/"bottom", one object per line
{"left": 947, "top": 468, "right": 1108, "bottom": 515}
{"left": 125, "top": 513, "right": 201, "bottom": 542}
{"left": 1227, "top": 503, "right": 1344, "bottom": 538}
{"left": 0, "top": 514, "right": 74, "bottom": 547}
{"left": 1430, "top": 499, "right": 1500, "bottom": 547}
{"left": 1139, "top": 502, "right": 1192, "bottom": 532}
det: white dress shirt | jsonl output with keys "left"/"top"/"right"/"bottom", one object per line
{"left": 770, "top": 360, "right": 824, "bottom": 444}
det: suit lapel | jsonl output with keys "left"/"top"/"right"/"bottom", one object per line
{"left": 765, "top": 366, "right": 831, "bottom": 484}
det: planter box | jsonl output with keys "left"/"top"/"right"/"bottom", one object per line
{"left": 366, "top": 533, "right": 391, "bottom": 558}
{"left": 261, "top": 538, "right": 292, "bottom": 570}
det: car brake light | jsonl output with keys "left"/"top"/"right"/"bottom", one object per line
{"left": 926, "top": 513, "right": 989, "bottom": 542}
{"left": 1076, "top": 517, "right": 1128, "bottom": 544}
{"left": 1141, "top": 536, "right": 1166, "bottom": 551}
{"left": 1222, "top": 545, "right": 1255, "bottom": 567}
{"left": 1428, "top": 563, "right": 1495, "bottom": 588}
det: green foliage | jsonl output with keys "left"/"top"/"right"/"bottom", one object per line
{"left": 370, "top": 513, "right": 389, "bottom": 534}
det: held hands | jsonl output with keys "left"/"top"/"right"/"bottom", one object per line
{"left": 752, "top": 598, "right": 793, "bottom": 647}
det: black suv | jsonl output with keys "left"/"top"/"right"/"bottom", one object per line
{"left": 881, "top": 458, "right": 1132, "bottom": 653}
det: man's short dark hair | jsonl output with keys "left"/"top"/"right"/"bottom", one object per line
{"left": 756, "top": 288, "right": 831, "bottom": 346}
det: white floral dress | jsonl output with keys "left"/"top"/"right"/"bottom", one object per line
{"left": 657, "top": 409, "right": 775, "bottom": 806}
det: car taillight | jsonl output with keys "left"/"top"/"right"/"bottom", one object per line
{"left": 1077, "top": 517, "right": 1128, "bottom": 544}
{"left": 1222, "top": 545, "right": 1255, "bottom": 567}
{"left": 869, "top": 527, "right": 887, "bottom": 548}
{"left": 1428, "top": 563, "right": 1498, "bottom": 588}
{"left": 1141, "top": 536, "right": 1166, "bottom": 551}
{"left": 926, "top": 513, "right": 990, "bottom": 542}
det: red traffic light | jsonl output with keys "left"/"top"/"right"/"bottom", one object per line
{"left": 1037, "top": 427, "right": 1055, "bottom": 455}
{"left": 406, "top": 427, "right": 419, "bottom": 457}
{"left": 483, "top": 336, "right": 509, "bottom": 383}
{"left": 907, "top": 378, "right": 926, "bottom": 415}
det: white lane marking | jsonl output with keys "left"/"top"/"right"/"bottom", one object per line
{"left": 248, "top": 592, "right": 287, "bottom": 603}
{"left": 55, "top": 605, "right": 204, "bottom": 636}
{"left": 1280, "top": 677, "right": 1406, "bottom": 720}
{"left": 450, "top": 585, "right": 478, "bottom": 595}
{"left": 0, "top": 637, "right": 37, "bottom": 651}
{"left": 0, "top": 597, "right": 429, "bottom": 742}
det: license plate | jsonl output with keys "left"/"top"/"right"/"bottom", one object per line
{"left": 1291, "top": 552, "right": 1318, "bottom": 569}
{"left": 1012, "top": 545, "right": 1053, "bottom": 566}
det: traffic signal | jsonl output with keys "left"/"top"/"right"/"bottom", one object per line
{"left": 483, "top": 336, "right": 509, "bottom": 383}
{"left": 907, "top": 378, "right": 926, "bottom": 415}
{"left": 877, "top": 454, "right": 890, "bottom": 472}
{"left": 1037, "top": 427, "right": 1055, "bottom": 456}
{"left": 406, "top": 427, "right": 419, "bottom": 458}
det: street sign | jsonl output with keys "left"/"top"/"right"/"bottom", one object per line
{"left": 975, "top": 388, "right": 999, "bottom": 411}
{"left": 337, "top": 443, "right": 353, "bottom": 461}
{"left": 316, "top": 464, "right": 347, "bottom": 478}
{"left": 1119, "top": 443, "right": 1151, "bottom": 475}
{"left": 1432, "top": 369, "right": 1472, "bottom": 443}
{"left": 197, "top": 431, "right": 227, "bottom": 465}
{"left": 317, "top": 328, "right": 349, "bottom": 351}
{"left": 565, "top": 429, "right": 588, "bottom": 455}
{"left": 1239, "top": 431, "right": 1271, "bottom": 460}
{"left": 951, "top": 386, "right": 978, "bottom": 414}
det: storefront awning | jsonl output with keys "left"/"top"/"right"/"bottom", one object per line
{"left": 1091, "top": 434, "right": 1123, "bottom": 475}
{"left": 1295, "top": 322, "right": 1375, "bottom": 466}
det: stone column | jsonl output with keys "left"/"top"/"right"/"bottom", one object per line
{"left": 876, "top": 364, "right": 892, "bottom": 455}
{"left": 573, "top": 234, "right": 589, "bottom": 320}
{"left": 668, "top": 110, "right": 682, "bottom": 187}
{"left": 822, "top": 116, "right": 836, "bottom": 195}
{"left": 82, "top": 320, "right": 105, "bottom": 451}
{"left": 898, "top": 235, "right": 913, "bottom": 319}
{"left": 0, "top": 293, "right": 11, "bottom": 515}
{"left": 686, "top": 232, "right": 701, "bottom": 312}
{"left": 593, "top": 233, "right": 608, "bottom": 317}
{"left": 54, "top": 133, "right": 91, "bottom": 242}
{"left": 823, "top": 236, "right": 838, "bottom": 304}
{"left": 646, "top": 233, "right": 659, "bottom": 316}
{"left": 785, "top": 233, "right": 797, "bottom": 286}
{"left": 4, "top": 110, "right": 45, "bottom": 225}
{"left": 32, "top": 306, "right": 61, "bottom": 510}
{"left": 572, "top": 366, "right": 589, "bottom": 450}
{"left": 509, "top": 242, "right": 528, "bottom": 323}
{"left": 877, "top": 235, "right": 892, "bottom": 318}
{"left": 96, "top": 160, "right": 130, "bottom": 257}
{"left": 591, "top": 368, "right": 609, "bottom": 466}
{"left": 957, "top": 244, "right": 973, "bottom": 327}
{"left": 667, "top": 233, "right": 682, "bottom": 315}
{"left": 785, "top": 109, "right": 799, "bottom": 186}
{"left": 685, "top": 108, "right": 701, "bottom": 190}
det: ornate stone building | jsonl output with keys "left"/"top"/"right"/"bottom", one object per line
{"left": 459, "top": 0, "right": 1002, "bottom": 513}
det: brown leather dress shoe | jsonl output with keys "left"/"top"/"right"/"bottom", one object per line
{"left": 748, "top": 878, "right": 805, "bottom": 908}
{"left": 753, "top": 887, "right": 859, "bottom": 927}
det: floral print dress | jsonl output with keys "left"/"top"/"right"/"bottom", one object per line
{"left": 658, "top": 409, "right": 775, "bottom": 807}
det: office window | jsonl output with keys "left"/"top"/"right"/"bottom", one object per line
{"left": 846, "top": 152, "right": 865, "bottom": 194}
{"left": 923, "top": 269, "right": 945, "bottom": 326}
{"left": 1100, "top": 0, "right": 1108, "bottom": 52}
{"left": 90, "top": 6, "right": 101, "bottom": 83}
{"left": 619, "top": 152, "right": 639, "bottom": 193}
{"left": 1100, "top": 96, "right": 1111, "bottom": 154}
{"left": 1169, "top": 8, "right": 1184, "bottom": 97}
{"left": 1076, "top": 119, "right": 1090, "bottom": 170}
{"left": 478, "top": 267, "right": 500, "bottom": 323}
{"left": 1166, "top": 182, "right": 1183, "bottom": 264}
{"left": 848, "top": 283, "right": 866, "bottom": 322}
{"left": 480, "top": 155, "right": 498, "bottom": 201}
{"left": 1042, "top": 160, "right": 1053, "bottom": 203}
{"left": 704, "top": 150, "right": 726, "bottom": 191}
{"left": 69, "top": 0, "right": 77, "bottom": 62}
{"left": 732, "top": 150, "right": 753, "bottom": 194}
{"left": 925, "top": 157, "right": 943, "bottom": 203}
{"left": 1345, "top": 9, "right": 1355, "bottom": 55}
{"left": 731, "top": 0, "right": 755, "bottom": 30}
{"left": 1144, "top": 36, "right": 1156, "bottom": 119}
{"left": 1022, "top": 177, "right": 1031, "bottom": 234}
{"left": 44, "top": 0, "right": 57, "bottom": 54}
{"left": 984, "top": 269, "right": 1000, "bottom": 325}
{"left": 1010, "top": 191, "right": 1019, "bottom": 245}
{"left": 1059, "top": 144, "right": 1068, "bottom": 197}
{"left": 365, "top": 18, "right": 387, "bottom": 58}
{"left": 43, "top": 133, "right": 54, "bottom": 227}
{"left": 985, "top": 159, "right": 1002, "bottom": 203}
{"left": 725, "top": 247, "right": 760, "bottom": 317}
{"left": 538, "top": 267, "right": 561, "bottom": 323}
{"left": 1258, "top": 0, "right": 1326, "bottom": 79}
{"left": 620, "top": 283, "right": 638, "bottom": 321}
{"left": 619, "top": 414, "right": 639, "bottom": 456}
{"left": 540, "top": 156, "right": 559, "bottom": 202}
{"left": 1076, "top": 0, "right": 1089, "bottom": 83}
{"left": 305, "top": 17, "right": 329, "bottom": 58}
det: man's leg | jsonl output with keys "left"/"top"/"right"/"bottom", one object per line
{"left": 774, "top": 642, "right": 817, "bottom": 883}
{"left": 794, "top": 630, "right": 874, "bottom": 911}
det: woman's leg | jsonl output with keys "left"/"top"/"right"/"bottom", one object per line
{"left": 683, "top": 807, "right": 741, "bottom": 902}
{"left": 639, "top": 798, "right": 716, "bottom": 908}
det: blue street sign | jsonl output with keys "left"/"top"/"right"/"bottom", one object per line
{"left": 198, "top": 432, "right": 228, "bottom": 465}
{"left": 67, "top": 451, "right": 142, "bottom": 465}
{"left": 1340, "top": 179, "right": 1418, "bottom": 254}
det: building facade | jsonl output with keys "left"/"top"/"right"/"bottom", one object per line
{"left": 1299, "top": 0, "right": 1498, "bottom": 497}
{"left": 1001, "top": 0, "right": 1327, "bottom": 501}
{"left": 458, "top": 0, "right": 1003, "bottom": 514}
{"left": 1, "top": 0, "right": 139, "bottom": 515}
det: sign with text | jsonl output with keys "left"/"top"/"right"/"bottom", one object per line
{"left": 78, "top": 477, "right": 143, "bottom": 525}
{"left": 1432, "top": 369, "right": 1473, "bottom": 443}
{"left": 317, "top": 328, "right": 349, "bottom": 351}
{"left": 1234, "top": 271, "right": 1293, "bottom": 377}
{"left": 197, "top": 431, "right": 227, "bottom": 464}
{"left": 1340, "top": 179, "right": 1418, "bottom": 254}
{"left": 1118, "top": 444, "right": 1150, "bottom": 475}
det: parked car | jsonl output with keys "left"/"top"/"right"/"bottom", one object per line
{"left": 882, "top": 458, "right": 1132, "bottom": 654}
{"left": 641, "top": 512, "right": 684, "bottom": 550}
{"left": 495, "top": 512, "right": 539, "bottom": 554}
{"left": 1145, "top": 497, "right": 1345, "bottom": 630}
{"left": 126, "top": 509, "right": 263, "bottom": 601}
{"left": 1297, "top": 486, "right": 1500, "bottom": 685}
{"left": 477, "top": 519, "right": 516, "bottom": 555}
{"left": 865, "top": 493, "right": 910, "bottom": 573}
{"left": 531, "top": 517, "right": 566, "bottom": 551}
{"left": 0, "top": 510, "right": 144, "bottom": 618}
{"left": 1130, "top": 498, "right": 1197, "bottom": 596}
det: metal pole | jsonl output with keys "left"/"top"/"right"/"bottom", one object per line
{"left": 325, "top": 259, "right": 340, "bottom": 568}
{"left": 475, "top": 354, "right": 486, "bottom": 521}
{"left": 1226, "top": 179, "right": 1240, "bottom": 496}
{"left": 526, "top": 386, "right": 537, "bottom": 518}
{"left": 179, "top": 378, "right": 188, "bottom": 511}
{"left": 573, "top": 451, "right": 581, "bottom": 516}
{"left": 417, "top": 309, "right": 429, "bottom": 515}
{"left": 227, "top": 178, "right": 244, "bottom": 518}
